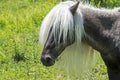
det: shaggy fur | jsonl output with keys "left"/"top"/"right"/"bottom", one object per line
{"left": 40, "top": 1, "right": 120, "bottom": 80}
{"left": 40, "top": 1, "right": 84, "bottom": 46}
{"left": 40, "top": 1, "right": 97, "bottom": 78}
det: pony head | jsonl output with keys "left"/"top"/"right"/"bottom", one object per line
{"left": 39, "top": 1, "right": 84, "bottom": 66}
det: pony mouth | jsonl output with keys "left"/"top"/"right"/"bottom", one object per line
{"left": 41, "top": 55, "right": 55, "bottom": 67}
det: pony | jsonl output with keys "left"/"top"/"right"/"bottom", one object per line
{"left": 39, "top": 1, "right": 120, "bottom": 80}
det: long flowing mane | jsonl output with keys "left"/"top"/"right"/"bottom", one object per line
{"left": 40, "top": 1, "right": 84, "bottom": 46}
{"left": 39, "top": 1, "right": 120, "bottom": 78}
{"left": 40, "top": 1, "right": 96, "bottom": 77}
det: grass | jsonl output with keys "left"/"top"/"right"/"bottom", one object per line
{"left": 0, "top": 0, "right": 119, "bottom": 80}
{"left": 0, "top": 0, "right": 61, "bottom": 80}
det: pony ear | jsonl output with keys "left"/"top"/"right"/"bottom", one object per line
{"left": 70, "top": 2, "right": 80, "bottom": 15}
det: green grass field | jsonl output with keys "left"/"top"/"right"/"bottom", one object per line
{"left": 0, "top": 0, "right": 119, "bottom": 80}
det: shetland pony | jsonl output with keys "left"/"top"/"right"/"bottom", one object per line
{"left": 39, "top": 1, "right": 120, "bottom": 80}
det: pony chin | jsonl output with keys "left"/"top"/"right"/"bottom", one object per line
{"left": 55, "top": 42, "right": 98, "bottom": 78}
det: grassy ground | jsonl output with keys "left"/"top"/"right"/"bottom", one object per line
{"left": 0, "top": 0, "right": 119, "bottom": 80}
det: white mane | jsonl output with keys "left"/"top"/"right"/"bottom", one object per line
{"left": 39, "top": 1, "right": 98, "bottom": 79}
{"left": 40, "top": 1, "right": 120, "bottom": 46}
{"left": 40, "top": 1, "right": 84, "bottom": 46}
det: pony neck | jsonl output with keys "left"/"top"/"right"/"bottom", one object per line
{"left": 79, "top": 6, "right": 120, "bottom": 53}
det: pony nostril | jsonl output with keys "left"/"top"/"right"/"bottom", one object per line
{"left": 41, "top": 55, "right": 55, "bottom": 66}
{"left": 46, "top": 56, "right": 52, "bottom": 63}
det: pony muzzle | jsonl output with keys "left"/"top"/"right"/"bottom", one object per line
{"left": 41, "top": 54, "right": 55, "bottom": 67}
